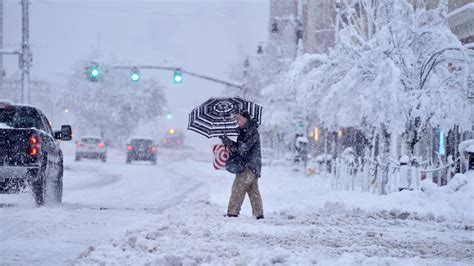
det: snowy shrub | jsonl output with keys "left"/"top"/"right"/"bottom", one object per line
{"left": 420, "top": 178, "right": 439, "bottom": 194}
{"left": 442, "top": 173, "right": 469, "bottom": 193}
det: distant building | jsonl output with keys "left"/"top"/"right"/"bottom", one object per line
{"left": 268, "top": 0, "right": 298, "bottom": 60}
{"left": 447, "top": 1, "right": 474, "bottom": 47}
{"left": 268, "top": 0, "right": 473, "bottom": 57}
{"left": 0, "top": 79, "right": 54, "bottom": 119}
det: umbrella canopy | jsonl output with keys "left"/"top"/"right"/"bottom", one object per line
{"left": 188, "top": 97, "right": 262, "bottom": 138}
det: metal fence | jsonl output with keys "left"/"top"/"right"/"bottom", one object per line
{"left": 327, "top": 156, "right": 460, "bottom": 195}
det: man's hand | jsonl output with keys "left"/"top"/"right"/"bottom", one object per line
{"left": 219, "top": 135, "right": 229, "bottom": 143}
{"left": 219, "top": 135, "right": 234, "bottom": 148}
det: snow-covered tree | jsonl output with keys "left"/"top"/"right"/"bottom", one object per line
{"left": 60, "top": 59, "right": 167, "bottom": 144}
{"left": 230, "top": 0, "right": 471, "bottom": 161}
{"left": 268, "top": 0, "right": 470, "bottom": 157}
{"left": 226, "top": 44, "right": 289, "bottom": 150}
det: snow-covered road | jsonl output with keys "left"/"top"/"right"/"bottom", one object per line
{"left": 0, "top": 143, "right": 202, "bottom": 265}
{"left": 1, "top": 143, "right": 473, "bottom": 265}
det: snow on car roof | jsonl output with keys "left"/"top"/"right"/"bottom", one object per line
{"left": 6, "top": 103, "right": 38, "bottom": 108}
{"left": 459, "top": 139, "right": 474, "bottom": 154}
{"left": 0, "top": 123, "right": 13, "bottom": 129}
{"left": 128, "top": 136, "right": 155, "bottom": 142}
{"left": 0, "top": 99, "right": 14, "bottom": 105}
{"left": 467, "top": 145, "right": 474, "bottom": 153}
{"left": 80, "top": 135, "right": 103, "bottom": 140}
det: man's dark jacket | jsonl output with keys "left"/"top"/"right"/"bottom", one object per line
{"left": 222, "top": 119, "right": 262, "bottom": 177}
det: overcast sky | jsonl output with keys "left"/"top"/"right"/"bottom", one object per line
{"left": 3, "top": 0, "right": 269, "bottom": 147}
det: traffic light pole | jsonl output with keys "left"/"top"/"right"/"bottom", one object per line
{"left": 0, "top": 1, "right": 31, "bottom": 104}
{"left": 110, "top": 65, "right": 244, "bottom": 89}
{"left": 21, "top": 0, "right": 31, "bottom": 104}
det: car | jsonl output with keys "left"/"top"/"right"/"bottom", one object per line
{"left": 161, "top": 128, "right": 184, "bottom": 149}
{"left": 75, "top": 136, "right": 107, "bottom": 162}
{"left": 126, "top": 137, "right": 157, "bottom": 164}
{"left": 0, "top": 102, "right": 72, "bottom": 205}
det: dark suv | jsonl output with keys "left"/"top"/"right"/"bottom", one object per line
{"left": 126, "top": 138, "right": 157, "bottom": 164}
{"left": 0, "top": 102, "right": 72, "bottom": 205}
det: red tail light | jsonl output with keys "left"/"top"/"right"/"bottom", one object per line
{"left": 30, "top": 135, "right": 39, "bottom": 145}
{"left": 127, "top": 145, "right": 134, "bottom": 151}
{"left": 30, "top": 135, "right": 40, "bottom": 157}
{"left": 30, "top": 147, "right": 39, "bottom": 156}
{"left": 150, "top": 146, "right": 157, "bottom": 153}
{"left": 98, "top": 143, "right": 106, "bottom": 149}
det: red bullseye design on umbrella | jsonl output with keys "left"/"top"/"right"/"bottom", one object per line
{"left": 213, "top": 144, "right": 229, "bottom": 170}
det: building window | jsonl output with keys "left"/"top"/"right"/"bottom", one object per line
{"left": 272, "top": 22, "right": 279, "bottom": 33}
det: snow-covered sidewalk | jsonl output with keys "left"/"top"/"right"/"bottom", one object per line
{"left": 75, "top": 155, "right": 474, "bottom": 265}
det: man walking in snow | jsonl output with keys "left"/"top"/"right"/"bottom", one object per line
{"left": 220, "top": 109, "right": 264, "bottom": 219}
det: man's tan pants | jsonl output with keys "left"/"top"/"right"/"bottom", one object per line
{"left": 227, "top": 168, "right": 263, "bottom": 217}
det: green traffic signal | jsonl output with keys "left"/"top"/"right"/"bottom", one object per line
{"left": 131, "top": 73, "right": 140, "bottom": 82}
{"left": 87, "top": 63, "right": 101, "bottom": 82}
{"left": 91, "top": 68, "right": 99, "bottom": 77}
{"left": 166, "top": 113, "right": 173, "bottom": 120}
{"left": 173, "top": 70, "right": 183, "bottom": 84}
{"left": 130, "top": 67, "right": 140, "bottom": 83}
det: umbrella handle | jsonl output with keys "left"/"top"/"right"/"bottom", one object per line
{"left": 223, "top": 110, "right": 227, "bottom": 136}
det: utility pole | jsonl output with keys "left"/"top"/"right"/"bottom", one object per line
{"left": 21, "top": 0, "right": 31, "bottom": 104}
{"left": 335, "top": 0, "right": 341, "bottom": 45}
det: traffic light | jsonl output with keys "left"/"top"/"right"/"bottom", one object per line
{"left": 87, "top": 63, "right": 101, "bottom": 82}
{"left": 165, "top": 112, "right": 173, "bottom": 120}
{"left": 173, "top": 69, "right": 183, "bottom": 84}
{"left": 130, "top": 67, "right": 140, "bottom": 83}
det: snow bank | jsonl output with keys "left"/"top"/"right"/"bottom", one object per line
{"left": 74, "top": 155, "right": 474, "bottom": 265}
{"left": 168, "top": 157, "right": 474, "bottom": 224}
{"left": 75, "top": 195, "right": 473, "bottom": 265}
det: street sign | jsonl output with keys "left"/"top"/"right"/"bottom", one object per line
{"left": 439, "top": 129, "right": 445, "bottom": 156}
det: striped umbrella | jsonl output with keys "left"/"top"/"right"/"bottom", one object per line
{"left": 188, "top": 97, "right": 262, "bottom": 138}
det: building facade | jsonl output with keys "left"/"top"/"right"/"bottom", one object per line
{"left": 447, "top": 1, "right": 474, "bottom": 46}
{"left": 269, "top": 0, "right": 299, "bottom": 60}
